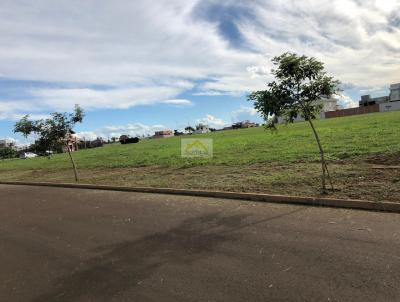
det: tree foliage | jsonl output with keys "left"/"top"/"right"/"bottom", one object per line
{"left": 248, "top": 53, "right": 341, "bottom": 192}
{"left": 0, "top": 147, "right": 18, "bottom": 159}
{"left": 185, "top": 126, "right": 195, "bottom": 133}
{"left": 14, "top": 105, "right": 84, "bottom": 182}
{"left": 248, "top": 53, "right": 340, "bottom": 128}
{"left": 14, "top": 105, "right": 84, "bottom": 152}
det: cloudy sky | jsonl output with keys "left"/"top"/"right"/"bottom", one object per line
{"left": 1, "top": 0, "right": 399, "bottom": 142}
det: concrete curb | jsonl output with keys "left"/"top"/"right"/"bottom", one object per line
{"left": 1, "top": 181, "right": 399, "bottom": 213}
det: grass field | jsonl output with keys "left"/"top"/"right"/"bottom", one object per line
{"left": 1, "top": 111, "right": 400, "bottom": 201}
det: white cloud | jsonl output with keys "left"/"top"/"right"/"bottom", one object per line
{"left": 375, "top": 0, "right": 398, "bottom": 13}
{"left": 196, "top": 114, "right": 229, "bottom": 128}
{"left": 0, "top": 85, "right": 193, "bottom": 119}
{"left": 338, "top": 94, "right": 359, "bottom": 108}
{"left": 231, "top": 106, "right": 261, "bottom": 122}
{"left": 192, "top": 90, "right": 243, "bottom": 97}
{"left": 0, "top": 99, "right": 50, "bottom": 121}
{"left": 240, "top": 0, "right": 400, "bottom": 88}
{"left": 161, "top": 99, "right": 193, "bottom": 106}
{"left": 76, "top": 123, "right": 166, "bottom": 140}
{"left": 0, "top": 0, "right": 399, "bottom": 119}
{"left": 9, "top": 135, "right": 37, "bottom": 147}
{"left": 31, "top": 86, "right": 191, "bottom": 110}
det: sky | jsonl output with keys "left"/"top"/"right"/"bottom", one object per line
{"left": 0, "top": 0, "right": 399, "bottom": 143}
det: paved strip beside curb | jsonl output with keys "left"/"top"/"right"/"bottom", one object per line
{"left": 1, "top": 181, "right": 399, "bottom": 213}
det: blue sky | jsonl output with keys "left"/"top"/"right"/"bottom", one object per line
{"left": 0, "top": 0, "right": 399, "bottom": 143}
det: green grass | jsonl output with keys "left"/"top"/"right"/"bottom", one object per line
{"left": 1, "top": 111, "right": 400, "bottom": 172}
{"left": 1, "top": 111, "right": 400, "bottom": 202}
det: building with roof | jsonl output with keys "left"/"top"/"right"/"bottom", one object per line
{"left": 389, "top": 83, "right": 400, "bottom": 102}
{"left": 324, "top": 82, "right": 400, "bottom": 118}
{"left": 0, "top": 139, "right": 14, "bottom": 148}
{"left": 62, "top": 132, "right": 81, "bottom": 152}
{"left": 359, "top": 83, "right": 400, "bottom": 106}
{"left": 277, "top": 96, "right": 339, "bottom": 123}
{"left": 153, "top": 130, "right": 174, "bottom": 138}
{"left": 194, "top": 124, "right": 210, "bottom": 134}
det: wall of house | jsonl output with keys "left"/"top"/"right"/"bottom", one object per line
{"left": 379, "top": 101, "right": 400, "bottom": 112}
{"left": 321, "top": 99, "right": 338, "bottom": 112}
{"left": 154, "top": 133, "right": 174, "bottom": 138}
{"left": 278, "top": 110, "right": 328, "bottom": 123}
{"left": 390, "top": 83, "right": 400, "bottom": 101}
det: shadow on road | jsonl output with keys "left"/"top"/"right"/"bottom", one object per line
{"left": 32, "top": 208, "right": 304, "bottom": 302}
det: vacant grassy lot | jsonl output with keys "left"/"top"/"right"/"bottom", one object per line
{"left": 1, "top": 111, "right": 400, "bottom": 201}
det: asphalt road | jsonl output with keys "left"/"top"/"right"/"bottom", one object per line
{"left": 1, "top": 185, "right": 400, "bottom": 302}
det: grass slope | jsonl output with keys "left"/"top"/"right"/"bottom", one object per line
{"left": 1, "top": 111, "right": 399, "bottom": 172}
{"left": 1, "top": 111, "right": 399, "bottom": 202}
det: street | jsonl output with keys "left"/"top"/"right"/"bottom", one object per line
{"left": 0, "top": 184, "right": 399, "bottom": 302}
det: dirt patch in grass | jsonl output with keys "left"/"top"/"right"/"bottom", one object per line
{"left": 364, "top": 151, "right": 400, "bottom": 165}
{"left": 1, "top": 154, "right": 399, "bottom": 203}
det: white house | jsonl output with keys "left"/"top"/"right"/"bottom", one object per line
{"left": 0, "top": 139, "right": 14, "bottom": 148}
{"left": 379, "top": 101, "right": 400, "bottom": 112}
{"left": 194, "top": 124, "right": 210, "bottom": 134}
{"left": 320, "top": 96, "right": 339, "bottom": 112}
{"left": 390, "top": 83, "right": 400, "bottom": 102}
{"left": 359, "top": 82, "right": 400, "bottom": 113}
{"left": 278, "top": 96, "right": 339, "bottom": 123}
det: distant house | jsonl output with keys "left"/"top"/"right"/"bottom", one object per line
{"left": 359, "top": 95, "right": 389, "bottom": 107}
{"left": 232, "top": 120, "right": 259, "bottom": 129}
{"left": 390, "top": 83, "right": 400, "bottom": 102}
{"left": 358, "top": 83, "right": 400, "bottom": 113}
{"left": 119, "top": 135, "right": 129, "bottom": 142}
{"left": 62, "top": 131, "right": 81, "bottom": 152}
{"left": 153, "top": 130, "right": 174, "bottom": 138}
{"left": 320, "top": 96, "right": 340, "bottom": 112}
{"left": 278, "top": 96, "right": 339, "bottom": 123}
{"left": 0, "top": 139, "right": 14, "bottom": 148}
{"left": 325, "top": 82, "right": 400, "bottom": 118}
{"left": 240, "top": 120, "right": 258, "bottom": 128}
{"left": 194, "top": 123, "right": 210, "bottom": 134}
{"left": 79, "top": 137, "right": 105, "bottom": 148}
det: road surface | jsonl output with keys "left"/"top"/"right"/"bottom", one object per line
{"left": 0, "top": 184, "right": 399, "bottom": 302}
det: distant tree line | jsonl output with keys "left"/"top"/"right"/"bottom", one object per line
{"left": 0, "top": 146, "right": 18, "bottom": 159}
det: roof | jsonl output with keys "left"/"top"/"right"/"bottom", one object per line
{"left": 155, "top": 130, "right": 173, "bottom": 135}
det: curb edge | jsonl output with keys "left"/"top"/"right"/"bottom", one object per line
{"left": 1, "top": 181, "right": 399, "bottom": 213}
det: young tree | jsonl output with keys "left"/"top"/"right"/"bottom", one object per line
{"left": 0, "top": 146, "right": 18, "bottom": 159}
{"left": 14, "top": 105, "right": 84, "bottom": 182}
{"left": 248, "top": 53, "right": 340, "bottom": 193}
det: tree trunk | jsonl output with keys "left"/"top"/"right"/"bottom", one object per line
{"left": 307, "top": 119, "right": 333, "bottom": 193}
{"left": 66, "top": 144, "right": 79, "bottom": 182}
